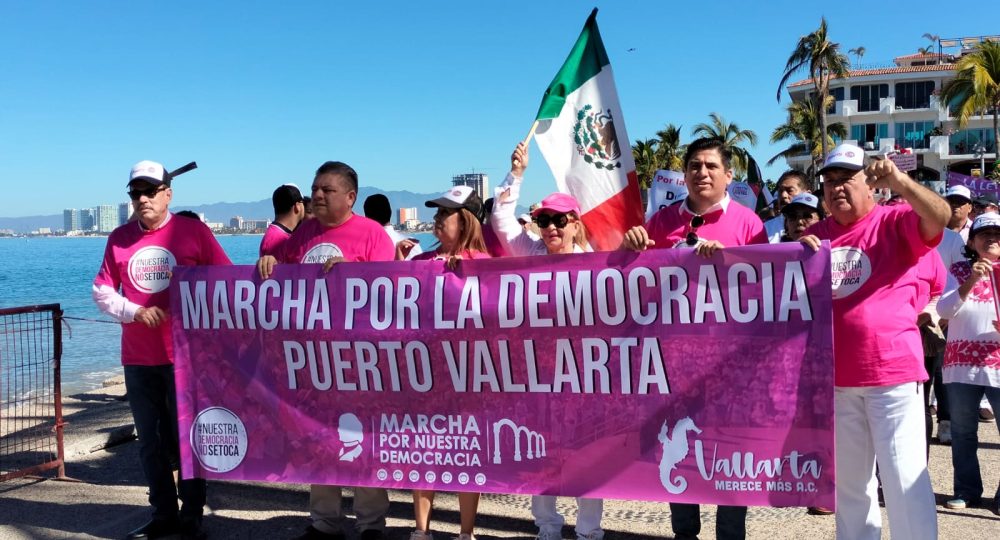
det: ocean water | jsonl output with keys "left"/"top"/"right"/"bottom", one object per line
{"left": 0, "top": 231, "right": 436, "bottom": 395}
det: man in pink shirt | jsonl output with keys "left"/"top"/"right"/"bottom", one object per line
{"left": 93, "top": 160, "right": 231, "bottom": 540}
{"left": 800, "top": 143, "right": 949, "bottom": 540}
{"left": 623, "top": 137, "right": 766, "bottom": 540}
{"left": 259, "top": 183, "right": 306, "bottom": 257}
{"left": 257, "top": 161, "right": 393, "bottom": 540}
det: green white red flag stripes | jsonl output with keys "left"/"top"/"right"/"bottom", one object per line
{"left": 532, "top": 8, "right": 643, "bottom": 251}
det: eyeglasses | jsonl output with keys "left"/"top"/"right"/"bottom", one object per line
{"left": 127, "top": 186, "right": 167, "bottom": 201}
{"left": 534, "top": 213, "right": 573, "bottom": 229}
{"left": 685, "top": 215, "right": 705, "bottom": 246}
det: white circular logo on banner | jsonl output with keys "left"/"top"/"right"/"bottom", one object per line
{"left": 190, "top": 407, "right": 248, "bottom": 473}
{"left": 302, "top": 242, "right": 344, "bottom": 264}
{"left": 830, "top": 247, "right": 872, "bottom": 299}
{"left": 127, "top": 246, "right": 176, "bottom": 294}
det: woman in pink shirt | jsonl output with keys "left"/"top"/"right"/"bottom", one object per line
{"left": 397, "top": 185, "right": 488, "bottom": 540}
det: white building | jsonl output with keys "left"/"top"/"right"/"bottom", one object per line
{"left": 96, "top": 205, "right": 117, "bottom": 233}
{"left": 784, "top": 35, "right": 998, "bottom": 189}
{"left": 63, "top": 209, "right": 80, "bottom": 232}
{"left": 452, "top": 173, "right": 489, "bottom": 201}
{"left": 118, "top": 202, "right": 132, "bottom": 226}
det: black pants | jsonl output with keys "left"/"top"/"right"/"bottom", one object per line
{"left": 923, "top": 352, "right": 949, "bottom": 455}
{"left": 124, "top": 364, "right": 206, "bottom": 521}
{"left": 669, "top": 503, "right": 747, "bottom": 539}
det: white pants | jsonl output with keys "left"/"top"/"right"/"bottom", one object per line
{"left": 531, "top": 495, "right": 604, "bottom": 539}
{"left": 834, "top": 383, "right": 937, "bottom": 540}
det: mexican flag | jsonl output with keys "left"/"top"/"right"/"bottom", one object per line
{"left": 533, "top": 8, "right": 643, "bottom": 251}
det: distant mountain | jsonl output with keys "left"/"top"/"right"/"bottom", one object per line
{"left": 0, "top": 214, "right": 62, "bottom": 233}
{"left": 0, "top": 187, "right": 528, "bottom": 233}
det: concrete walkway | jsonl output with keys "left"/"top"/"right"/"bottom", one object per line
{"left": 1, "top": 380, "right": 997, "bottom": 539}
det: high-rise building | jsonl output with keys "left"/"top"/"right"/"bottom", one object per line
{"left": 96, "top": 205, "right": 117, "bottom": 233}
{"left": 230, "top": 216, "right": 244, "bottom": 229}
{"left": 118, "top": 202, "right": 132, "bottom": 226}
{"left": 451, "top": 173, "right": 489, "bottom": 201}
{"left": 398, "top": 207, "right": 418, "bottom": 224}
{"left": 783, "top": 34, "right": 998, "bottom": 187}
{"left": 63, "top": 209, "right": 80, "bottom": 232}
{"left": 80, "top": 208, "right": 96, "bottom": 231}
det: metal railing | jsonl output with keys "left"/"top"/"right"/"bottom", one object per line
{"left": 0, "top": 303, "right": 67, "bottom": 481}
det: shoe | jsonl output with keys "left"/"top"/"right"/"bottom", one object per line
{"left": 360, "top": 530, "right": 385, "bottom": 540}
{"left": 938, "top": 420, "right": 952, "bottom": 444}
{"left": 980, "top": 408, "right": 995, "bottom": 422}
{"left": 410, "top": 531, "right": 434, "bottom": 540}
{"left": 807, "top": 506, "right": 835, "bottom": 515}
{"left": 125, "top": 519, "right": 180, "bottom": 539}
{"left": 536, "top": 530, "right": 562, "bottom": 540}
{"left": 945, "top": 497, "right": 980, "bottom": 509}
{"left": 293, "top": 525, "right": 346, "bottom": 540}
{"left": 577, "top": 532, "right": 604, "bottom": 540}
{"left": 454, "top": 534, "right": 475, "bottom": 540}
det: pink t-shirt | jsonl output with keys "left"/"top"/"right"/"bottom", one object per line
{"left": 645, "top": 198, "right": 768, "bottom": 248}
{"left": 94, "top": 215, "right": 231, "bottom": 366}
{"left": 259, "top": 222, "right": 293, "bottom": 257}
{"left": 278, "top": 213, "right": 394, "bottom": 264}
{"left": 915, "top": 249, "right": 946, "bottom": 310}
{"left": 412, "top": 249, "right": 491, "bottom": 262}
{"left": 806, "top": 204, "right": 940, "bottom": 386}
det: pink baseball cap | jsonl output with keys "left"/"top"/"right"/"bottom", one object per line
{"left": 531, "top": 192, "right": 581, "bottom": 217}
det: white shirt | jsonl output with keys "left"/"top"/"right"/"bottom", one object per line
{"left": 382, "top": 224, "right": 422, "bottom": 260}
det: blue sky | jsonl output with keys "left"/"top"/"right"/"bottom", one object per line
{"left": 1, "top": 1, "right": 993, "bottom": 217}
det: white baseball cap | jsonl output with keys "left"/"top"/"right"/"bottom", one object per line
{"left": 944, "top": 185, "right": 972, "bottom": 203}
{"left": 781, "top": 192, "right": 821, "bottom": 216}
{"left": 424, "top": 185, "right": 483, "bottom": 218}
{"left": 818, "top": 143, "right": 866, "bottom": 176}
{"left": 128, "top": 160, "right": 169, "bottom": 186}
{"left": 971, "top": 212, "right": 1000, "bottom": 235}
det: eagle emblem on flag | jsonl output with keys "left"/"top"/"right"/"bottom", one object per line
{"left": 572, "top": 104, "right": 622, "bottom": 171}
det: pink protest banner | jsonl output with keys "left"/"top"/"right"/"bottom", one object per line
{"left": 170, "top": 244, "right": 834, "bottom": 508}
{"left": 948, "top": 171, "right": 1000, "bottom": 196}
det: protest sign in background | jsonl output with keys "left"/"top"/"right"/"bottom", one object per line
{"left": 948, "top": 171, "right": 1000, "bottom": 196}
{"left": 727, "top": 181, "right": 759, "bottom": 210}
{"left": 645, "top": 170, "right": 687, "bottom": 220}
{"left": 172, "top": 245, "right": 834, "bottom": 508}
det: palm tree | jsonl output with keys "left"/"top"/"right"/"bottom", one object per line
{"left": 919, "top": 33, "right": 940, "bottom": 59}
{"left": 939, "top": 41, "right": 1000, "bottom": 171}
{"left": 691, "top": 112, "right": 758, "bottom": 178}
{"left": 848, "top": 46, "right": 866, "bottom": 68}
{"left": 631, "top": 138, "right": 659, "bottom": 189}
{"left": 777, "top": 17, "right": 850, "bottom": 161}
{"left": 654, "top": 124, "right": 685, "bottom": 171}
{"left": 769, "top": 96, "right": 848, "bottom": 178}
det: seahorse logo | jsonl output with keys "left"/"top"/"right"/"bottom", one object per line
{"left": 657, "top": 417, "right": 702, "bottom": 494}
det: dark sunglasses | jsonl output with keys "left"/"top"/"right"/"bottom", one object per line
{"left": 534, "top": 213, "right": 573, "bottom": 229}
{"left": 127, "top": 186, "right": 167, "bottom": 201}
{"left": 685, "top": 215, "right": 705, "bottom": 246}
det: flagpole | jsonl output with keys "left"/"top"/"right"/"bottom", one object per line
{"left": 523, "top": 120, "right": 539, "bottom": 144}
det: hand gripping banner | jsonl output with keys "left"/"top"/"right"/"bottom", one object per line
{"left": 171, "top": 243, "right": 834, "bottom": 508}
